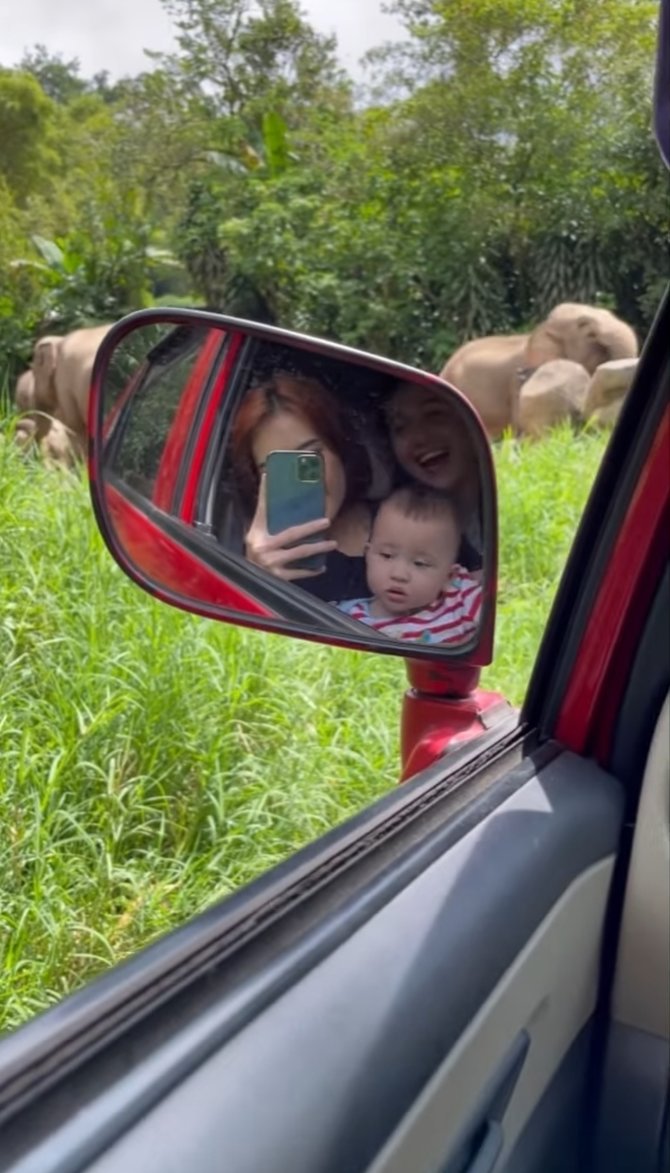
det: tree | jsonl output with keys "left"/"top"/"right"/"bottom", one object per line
{"left": 17, "top": 45, "right": 88, "bottom": 105}
{"left": 154, "top": 0, "right": 350, "bottom": 129}
{"left": 0, "top": 70, "right": 59, "bottom": 205}
{"left": 104, "top": 70, "right": 212, "bottom": 225}
{"left": 0, "top": 0, "right": 665, "bottom": 389}
{"left": 361, "top": 0, "right": 662, "bottom": 339}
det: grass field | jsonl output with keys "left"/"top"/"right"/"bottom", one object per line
{"left": 0, "top": 421, "right": 608, "bottom": 1030}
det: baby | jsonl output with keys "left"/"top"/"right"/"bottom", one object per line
{"left": 337, "top": 485, "right": 482, "bottom": 645}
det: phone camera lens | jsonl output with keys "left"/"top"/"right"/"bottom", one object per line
{"left": 298, "top": 454, "right": 320, "bottom": 482}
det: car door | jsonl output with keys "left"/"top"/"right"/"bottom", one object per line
{"left": 0, "top": 285, "right": 667, "bottom": 1172}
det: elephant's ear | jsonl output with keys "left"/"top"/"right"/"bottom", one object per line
{"left": 32, "top": 338, "right": 59, "bottom": 412}
{"left": 524, "top": 323, "right": 564, "bottom": 369}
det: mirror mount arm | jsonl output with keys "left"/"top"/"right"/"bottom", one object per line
{"left": 399, "top": 661, "right": 514, "bottom": 782}
{"left": 405, "top": 661, "right": 481, "bottom": 698}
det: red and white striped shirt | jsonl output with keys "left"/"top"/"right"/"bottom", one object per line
{"left": 337, "top": 567, "right": 482, "bottom": 645}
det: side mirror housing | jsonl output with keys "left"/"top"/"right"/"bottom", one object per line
{"left": 89, "top": 309, "right": 497, "bottom": 666}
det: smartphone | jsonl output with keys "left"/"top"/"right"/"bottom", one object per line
{"left": 264, "top": 450, "right": 327, "bottom": 573}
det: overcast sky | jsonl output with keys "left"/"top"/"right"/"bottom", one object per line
{"left": 0, "top": 0, "right": 405, "bottom": 80}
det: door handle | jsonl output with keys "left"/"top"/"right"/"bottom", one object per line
{"left": 459, "top": 1120, "right": 503, "bottom": 1173}
{"left": 439, "top": 1030, "right": 530, "bottom": 1173}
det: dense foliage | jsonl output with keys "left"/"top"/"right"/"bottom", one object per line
{"left": 0, "top": 0, "right": 666, "bottom": 386}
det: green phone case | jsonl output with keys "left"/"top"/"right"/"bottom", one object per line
{"left": 265, "top": 450, "right": 327, "bottom": 572}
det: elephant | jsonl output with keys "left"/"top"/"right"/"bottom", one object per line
{"left": 13, "top": 414, "right": 80, "bottom": 470}
{"left": 440, "top": 303, "right": 639, "bottom": 439}
{"left": 32, "top": 324, "right": 112, "bottom": 455}
{"left": 15, "top": 368, "right": 36, "bottom": 411}
{"left": 31, "top": 335, "right": 63, "bottom": 414}
{"left": 13, "top": 365, "right": 81, "bottom": 466}
{"left": 39, "top": 418, "right": 81, "bottom": 470}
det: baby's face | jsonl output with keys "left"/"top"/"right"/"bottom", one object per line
{"left": 365, "top": 502, "right": 460, "bottom": 616}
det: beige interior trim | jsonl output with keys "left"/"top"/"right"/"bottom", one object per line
{"left": 612, "top": 692, "right": 670, "bottom": 1040}
{"left": 368, "top": 857, "right": 615, "bottom": 1173}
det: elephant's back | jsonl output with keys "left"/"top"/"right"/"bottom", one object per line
{"left": 440, "top": 333, "right": 527, "bottom": 384}
{"left": 61, "top": 324, "right": 113, "bottom": 364}
{"left": 440, "top": 333, "right": 529, "bottom": 439}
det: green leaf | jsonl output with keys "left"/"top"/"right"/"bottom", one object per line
{"left": 9, "top": 259, "right": 51, "bottom": 275}
{"left": 262, "top": 112, "right": 290, "bottom": 178}
{"left": 145, "top": 247, "right": 183, "bottom": 268}
{"left": 31, "top": 235, "right": 66, "bottom": 271}
{"left": 204, "top": 150, "right": 249, "bottom": 175}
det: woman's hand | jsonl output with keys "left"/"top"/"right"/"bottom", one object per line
{"left": 245, "top": 474, "right": 338, "bottom": 581}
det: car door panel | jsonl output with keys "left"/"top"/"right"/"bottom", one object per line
{"left": 592, "top": 1024, "right": 669, "bottom": 1173}
{"left": 612, "top": 694, "right": 669, "bottom": 1040}
{"left": 592, "top": 693, "right": 670, "bottom": 1173}
{"left": 610, "top": 568, "right": 669, "bottom": 794}
{"left": 369, "top": 860, "right": 614, "bottom": 1173}
{"left": 495, "top": 1023, "right": 594, "bottom": 1173}
{"left": 13, "top": 751, "right": 622, "bottom": 1173}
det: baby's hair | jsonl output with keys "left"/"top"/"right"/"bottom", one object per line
{"left": 376, "top": 484, "right": 460, "bottom": 528}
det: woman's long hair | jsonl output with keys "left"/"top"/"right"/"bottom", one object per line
{"left": 230, "top": 372, "right": 370, "bottom": 520}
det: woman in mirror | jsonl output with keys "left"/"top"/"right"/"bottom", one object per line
{"left": 382, "top": 381, "right": 483, "bottom": 570}
{"left": 230, "top": 372, "right": 373, "bottom": 602}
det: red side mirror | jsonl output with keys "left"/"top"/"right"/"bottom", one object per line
{"left": 89, "top": 309, "right": 497, "bottom": 667}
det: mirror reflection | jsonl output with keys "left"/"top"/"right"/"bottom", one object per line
{"left": 100, "top": 319, "right": 490, "bottom": 651}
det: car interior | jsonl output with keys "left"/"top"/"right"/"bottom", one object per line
{"left": 592, "top": 690, "right": 669, "bottom": 1173}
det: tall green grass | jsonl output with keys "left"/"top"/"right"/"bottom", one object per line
{"left": 481, "top": 426, "right": 607, "bottom": 701}
{"left": 0, "top": 422, "right": 608, "bottom": 1029}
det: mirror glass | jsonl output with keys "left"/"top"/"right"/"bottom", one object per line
{"left": 94, "top": 315, "right": 495, "bottom": 658}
